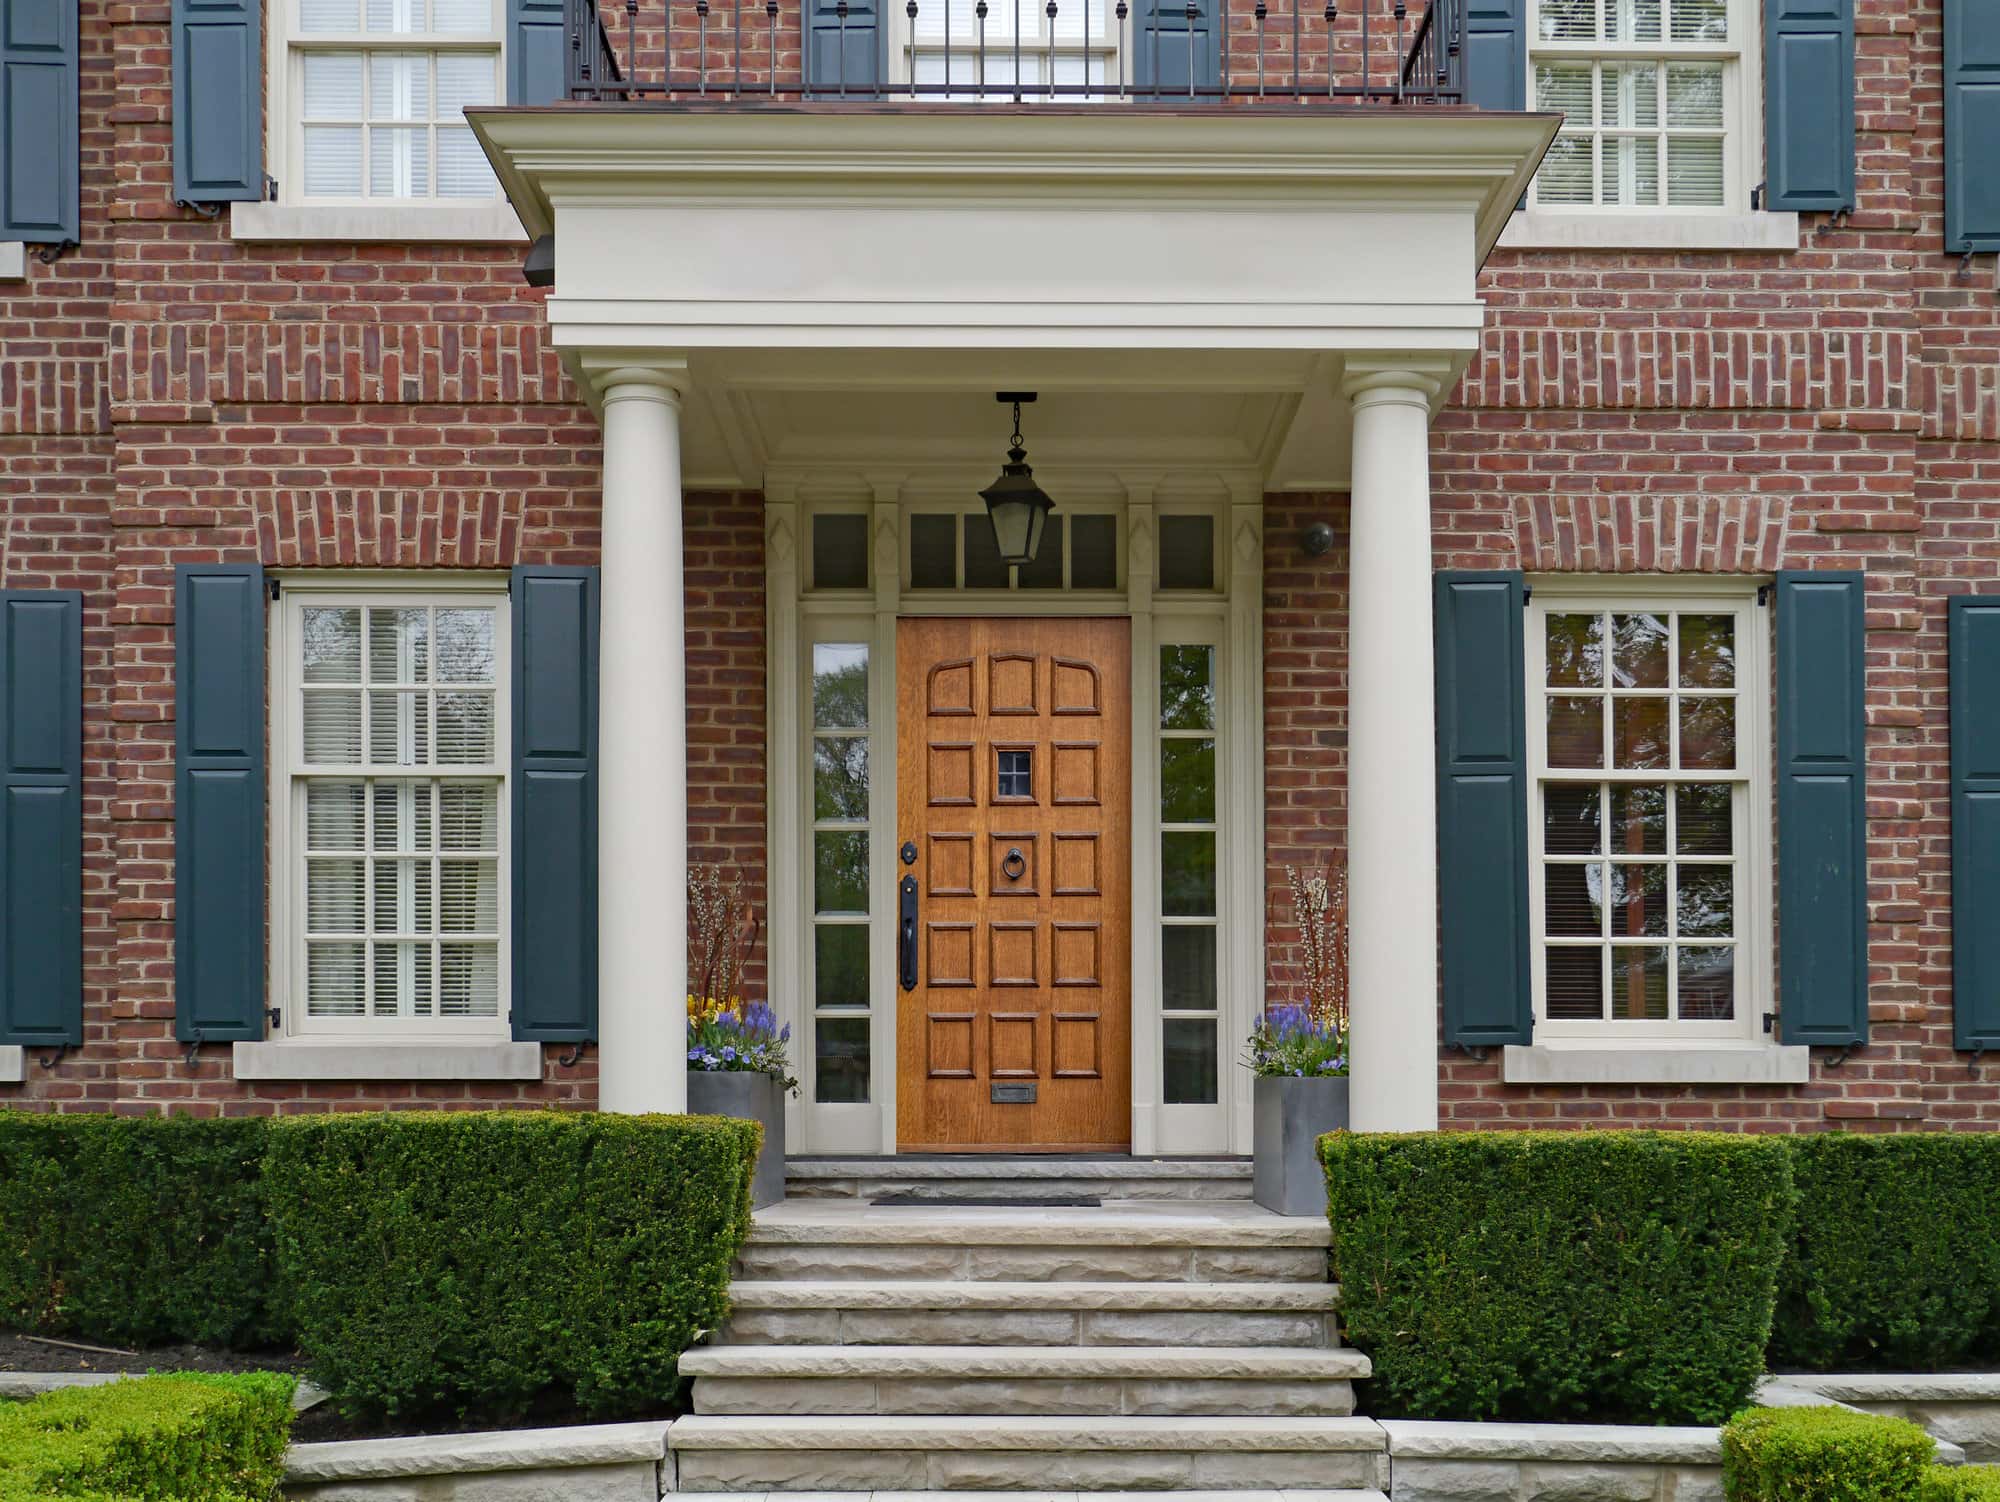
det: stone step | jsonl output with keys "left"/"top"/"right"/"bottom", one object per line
{"left": 737, "top": 1204, "right": 1329, "bottom": 1285}
{"left": 786, "top": 1156, "right": 1255, "bottom": 1203}
{"left": 686, "top": 1345, "right": 1367, "bottom": 1417}
{"left": 668, "top": 1415, "right": 1390, "bottom": 1493}
{"left": 721, "top": 1279, "right": 1341, "bottom": 1348}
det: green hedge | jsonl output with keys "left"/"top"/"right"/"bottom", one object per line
{"left": 0, "top": 1115, "right": 278, "bottom": 1349}
{"left": 1322, "top": 1131, "right": 1794, "bottom": 1424}
{"left": 1923, "top": 1466, "right": 2000, "bottom": 1501}
{"left": 263, "top": 1110, "right": 760, "bottom": 1423}
{"left": 1721, "top": 1406, "right": 1935, "bottom": 1502}
{"left": 0, "top": 1372, "right": 294, "bottom": 1502}
{"left": 1773, "top": 1134, "right": 2000, "bottom": 1372}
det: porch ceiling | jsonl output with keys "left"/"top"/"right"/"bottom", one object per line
{"left": 471, "top": 105, "right": 1558, "bottom": 490}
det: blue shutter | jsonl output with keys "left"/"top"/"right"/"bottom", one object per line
{"left": 511, "top": 566, "right": 598, "bottom": 1043}
{"left": 1434, "top": 571, "right": 1533, "bottom": 1048}
{"left": 509, "top": 0, "right": 566, "bottom": 103}
{"left": 1764, "top": 0, "right": 1854, "bottom": 213}
{"left": 0, "top": 0, "right": 80, "bottom": 244}
{"left": 174, "top": 565, "right": 266, "bottom": 1044}
{"left": 1775, "top": 571, "right": 1867, "bottom": 1047}
{"left": 1132, "top": 0, "right": 1221, "bottom": 97}
{"left": 1945, "top": 0, "right": 2000, "bottom": 254}
{"left": 802, "top": 0, "right": 883, "bottom": 96}
{"left": 1952, "top": 596, "right": 2000, "bottom": 1053}
{"left": 1463, "top": 0, "right": 1525, "bottom": 111}
{"left": 0, "top": 592, "right": 82, "bottom": 1047}
{"left": 171, "top": 0, "right": 263, "bottom": 203}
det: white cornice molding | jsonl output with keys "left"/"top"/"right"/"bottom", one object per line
{"left": 470, "top": 105, "right": 1559, "bottom": 259}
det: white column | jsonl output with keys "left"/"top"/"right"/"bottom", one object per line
{"left": 597, "top": 366, "right": 689, "bottom": 1115}
{"left": 1343, "top": 367, "right": 1442, "bottom": 1133}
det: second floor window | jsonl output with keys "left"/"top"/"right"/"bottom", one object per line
{"left": 1528, "top": 0, "right": 1746, "bottom": 211}
{"left": 293, "top": 0, "right": 502, "bottom": 201}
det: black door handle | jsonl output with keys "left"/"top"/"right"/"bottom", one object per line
{"left": 899, "top": 873, "right": 919, "bottom": 992}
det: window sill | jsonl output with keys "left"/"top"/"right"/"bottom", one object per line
{"left": 232, "top": 1040, "right": 543, "bottom": 1081}
{"left": 1501, "top": 1042, "right": 1811, "bottom": 1086}
{"left": 0, "top": 1046, "right": 22, "bottom": 1083}
{"left": 1499, "top": 210, "right": 1802, "bottom": 253}
{"left": 0, "top": 243, "right": 24, "bottom": 280}
{"left": 228, "top": 201, "right": 526, "bottom": 244}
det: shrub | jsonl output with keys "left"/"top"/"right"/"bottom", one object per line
{"left": 263, "top": 1110, "right": 760, "bottom": 1423}
{"left": 1721, "top": 1406, "right": 1934, "bottom": 1502}
{"left": 0, "top": 1114, "right": 278, "bottom": 1349}
{"left": 0, "top": 1372, "right": 294, "bottom": 1501}
{"left": 1923, "top": 1466, "right": 2000, "bottom": 1501}
{"left": 1322, "top": 1130, "right": 1794, "bottom": 1424}
{"left": 1773, "top": 1134, "right": 2000, "bottom": 1372}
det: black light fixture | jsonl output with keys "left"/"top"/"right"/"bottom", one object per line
{"left": 979, "top": 391, "right": 1056, "bottom": 567}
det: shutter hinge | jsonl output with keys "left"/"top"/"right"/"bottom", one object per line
{"left": 36, "top": 1042, "right": 73, "bottom": 1070}
{"left": 1751, "top": 181, "right": 1764, "bottom": 211}
{"left": 1757, "top": 583, "right": 1773, "bottom": 607}
{"left": 1762, "top": 1010, "right": 1776, "bottom": 1036}
{"left": 557, "top": 1041, "right": 588, "bottom": 1068}
{"left": 264, "top": 174, "right": 279, "bottom": 202}
{"left": 32, "top": 240, "right": 78, "bottom": 265}
{"left": 268, "top": 576, "right": 281, "bottom": 601}
{"left": 182, "top": 1029, "right": 205, "bottom": 1072}
{"left": 266, "top": 1006, "right": 281, "bottom": 1032}
{"left": 1521, "top": 583, "right": 1533, "bottom": 605}
{"left": 1960, "top": 250, "right": 1980, "bottom": 283}
{"left": 1823, "top": 1045, "right": 1852, "bottom": 1068}
{"left": 173, "top": 199, "right": 225, "bottom": 220}
{"left": 1971, "top": 1047, "right": 1986, "bottom": 1078}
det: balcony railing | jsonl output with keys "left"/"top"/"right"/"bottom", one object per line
{"left": 563, "top": 0, "right": 1464, "bottom": 105}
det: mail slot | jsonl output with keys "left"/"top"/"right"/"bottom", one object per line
{"left": 990, "top": 1082, "right": 1037, "bottom": 1105}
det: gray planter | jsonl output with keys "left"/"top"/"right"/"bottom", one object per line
{"left": 1252, "top": 1074, "right": 1350, "bottom": 1217}
{"left": 686, "top": 1070, "right": 787, "bottom": 1209}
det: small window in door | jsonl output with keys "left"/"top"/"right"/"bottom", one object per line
{"left": 996, "top": 748, "right": 1033, "bottom": 801}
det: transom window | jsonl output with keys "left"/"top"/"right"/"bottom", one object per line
{"left": 1528, "top": 0, "right": 1747, "bottom": 211}
{"left": 1527, "top": 589, "right": 1767, "bottom": 1039}
{"left": 278, "top": 588, "right": 509, "bottom": 1036}
{"left": 289, "top": 0, "right": 502, "bottom": 202}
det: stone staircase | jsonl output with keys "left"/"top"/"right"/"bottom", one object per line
{"left": 669, "top": 1157, "right": 1387, "bottom": 1497}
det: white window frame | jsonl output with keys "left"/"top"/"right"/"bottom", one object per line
{"left": 268, "top": 575, "right": 512, "bottom": 1043}
{"left": 1524, "top": 578, "right": 1771, "bottom": 1045}
{"left": 886, "top": 0, "right": 1126, "bottom": 97}
{"left": 1525, "top": 0, "right": 1761, "bottom": 217}
{"left": 267, "top": 0, "right": 506, "bottom": 211}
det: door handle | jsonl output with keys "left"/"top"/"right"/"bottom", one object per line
{"left": 899, "top": 873, "right": 919, "bottom": 992}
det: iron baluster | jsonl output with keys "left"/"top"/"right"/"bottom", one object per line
{"left": 1393, "top": 0, "right": 1404, "bottom": 101}
{"left": 1115, "top": 0, "right": 1125, "bottom": 95}
{"left": 1185, "top": 0, "right": 1195, "bottom": 97}
{"left": 626, "top": 0, "right": 639, "bottom": 93}
{"left": 733, "top": 0, "right": 742, "bottom": 94}
{"left": 1046, "top": 0, "right": 1056, "bottom": 99}
{"left": 698, "top": 0, "right": 709, "bottom": 93}
{"left": 977, "top": 0, "right": 988, "bottom": 93}
{"left": 1254, "top": 0, "right": 1264, "bottom": 96}
{"left": 1150, "top": 0, "right": 1158, "bottom": 98}
{"left": 837, "top": 0, "right": 849, "bottom": 95}
{"left": 1290, "top": 0, "right": 1297, "bottom": 99}
{"left": 942, "top": 0, "right": 949, "bottom": 100}
{"left": 909, "top": 0, "right": 920, "bottom": 99}
{"left": 1013, "top": 0, "right": 1021, "bottom": 101}
{"left": 767, "top": 0, "right": 778, "bottom": 91}
{"left": 1324, "top": 0, "right": 1334, "bottom": 96}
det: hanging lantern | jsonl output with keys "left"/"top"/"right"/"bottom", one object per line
{"left": 979, "top": 392, "right": 1056, "bottom": 567}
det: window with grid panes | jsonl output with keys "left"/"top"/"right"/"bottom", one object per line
{"left": 1530, "top": 596, "right": 1763, "bottom": 1036}
{"left": 288, "top": 592, "right": 507, "bottom": 1032}
{"left": 811, "top": 641, "right": 873, "bottom": 1103}
{"left": 292, "top": 0, "right": 502, "bottom": 201}
{"left": 903, "top": 0, "right": 1117, "bottom": 98}
{"left": 1528, "top": 0, "right": 1744, "bottom": 210}
{"left": 1160, "top": 641, "right": 1220, "bottom": 1103}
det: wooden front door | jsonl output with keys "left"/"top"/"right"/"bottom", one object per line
{"left": 895, "top": 618, "right": 1132, "bottom": 1152}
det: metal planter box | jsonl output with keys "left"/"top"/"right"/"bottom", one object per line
{"left": 687, "top": 1069, "right": 787, "bottom": 1210}
{"left": 1252, "top": 1074, "right": 1350, "bottom": 1217}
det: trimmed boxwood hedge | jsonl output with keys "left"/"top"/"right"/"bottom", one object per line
{"left": 1773, "top": 1134, "right": 2000, "bottom": 1372}
{"left": 0, "top": 1114, "right": 278, "bottom": 1349}
{"left": 1924, "top": 1467, "right": 2000, "bottom": 1501}
{"left": 262, "top": 1110, "right": 761, "bottom": 1423}
{"left": 1721, "top": 1406, "right": 1935, "bottom": 1502}
{"left": 0, "top": 1372, "right": 295, "bottom": 1502}
{"left": 1322, "top": 1130, "right": 1795, "bottom": 1424}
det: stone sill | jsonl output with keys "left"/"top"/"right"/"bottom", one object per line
{"left": 1500, "top": 209, "right": 1802, "bottom": 253}
{"left": 0, "top": 243, "right": 24, "bottom": 280}
{"left": 231, "top": 1040, "right": 542, "bottom": 1081}
{"left": 0, "top": 1046, "right": 21, "bottom": 1083}
{"left": 229, "top": 201, "right": 526, "bottom": 244}
{"left": 1501, "top": 1043, "right": 1811, "bottom": 1086}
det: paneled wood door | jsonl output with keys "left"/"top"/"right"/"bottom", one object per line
{"left": 896, "top": 618, "right": 1132, "bottom": 1152}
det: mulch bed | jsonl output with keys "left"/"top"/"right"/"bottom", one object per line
{"left": 0, "top": 1332, "right": 679, "bottom": 1443}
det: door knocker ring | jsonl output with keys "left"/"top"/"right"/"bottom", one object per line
{"left": 1001, "top": 847, "right": 1027, "bottom": 882}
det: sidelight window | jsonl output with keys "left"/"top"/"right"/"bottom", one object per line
{"left": 811, "top": 640, "right": 874, "bottom": 1102}
{"left": 1160, "top": 640, "right": 1220, "bottom": 1103}
{"left": 1528, "top": 588, "right": 1768, "bottom": 1039}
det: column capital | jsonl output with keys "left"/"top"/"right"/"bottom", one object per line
{"left": 583, "top": 356, "right": 692, "bottom": 405}
{"left": 1338, "top": 353, "right": 1455, "bottom": 409}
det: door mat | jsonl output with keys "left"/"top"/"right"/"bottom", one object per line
{"left": 869, "top": 1193, "right": 1103, "bottom": 1208}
